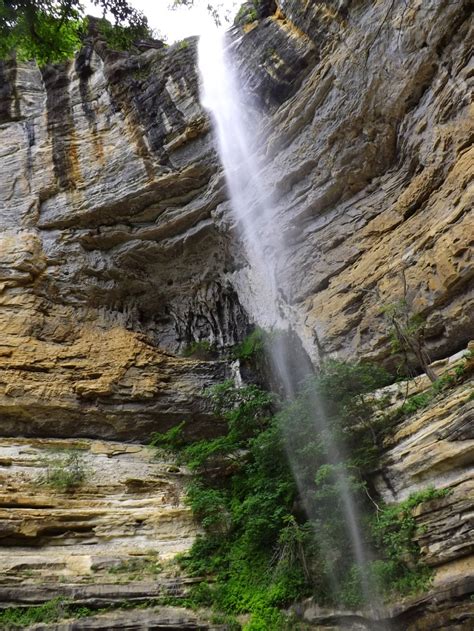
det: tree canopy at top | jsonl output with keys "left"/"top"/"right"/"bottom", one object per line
{"left": 0, "top": 0, "right": 151, "bottom": 64}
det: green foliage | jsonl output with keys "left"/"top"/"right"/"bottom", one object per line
{"left": 175, "top": 38, "right": 190, "bottom": 50}
{"left": 152, "top": 360, "right": 437, "bottom": 625}
{"left": 232, "top": 328, "right": 266, "bottom": 361}
{"left": 95, "top": 17, "right": 152, "bottom": 52}
{"left": 151, "top": 360, "right": 451, "bottom": 623}
{"left": 381, "top": 294, "right": 437, "bottom": 382}
{"left": 0, "top": 5, "right": 84, "bottom": 64}
{"left": 282, "top": 359, "right": 393, "bottom": 476}
{"left": 151, "top": 421, "right": 187, "bottom": 453}
{"left": 399, "top": 391, "right": 433, "bottom": 416}
{"left": 0, "top": 0, "right": 150, "bottom": 64}
{"left": 182, "top": 340, "right": 216, "bottom": 359}
{"left": 395, "top": 360, "right": 469, "bottom": 419}
{"left": 234, "top": 2, "right": 259, "bottom": 25}
{"left": 371, "top": 487, "right": 450, "bottom": 597}
{"left": 210, "top": 611, "right": 241, "bottom": 630}
{"left": 37, "top": 449, "right": 89, "bottom": 492}
{"left": 108, "top": 553, "right": 162, "bottom": 577}
{"left": 0, "top": 598, "right": 93, "bottom": 628}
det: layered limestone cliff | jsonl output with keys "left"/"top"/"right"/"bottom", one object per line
{"left": 0, "top": 0, "right": 472, "bottom": 628}
{"left": 230, "top": 0, "right": 473, "bottom": 366}
{"left": 0, "top": 0, "right": 472, "bottom": 435}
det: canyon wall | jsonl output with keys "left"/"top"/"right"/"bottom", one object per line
{"left": 0, "top": 0, "right": 472, "bottom": 628}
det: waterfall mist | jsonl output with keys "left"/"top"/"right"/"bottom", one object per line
{"left": 198, "top": 29, "right": 383, "bottom": 617}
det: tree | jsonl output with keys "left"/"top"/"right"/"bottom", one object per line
{"left": 0, "top": 0, "right": 150, "bottom": 63}
{"left": 382, "top": 271, "right": 438, "bottom": 383}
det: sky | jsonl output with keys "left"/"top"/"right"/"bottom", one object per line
{"left": 83, "top": 0, "right": 241, "bottom": 43}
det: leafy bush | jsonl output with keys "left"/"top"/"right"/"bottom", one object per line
{"left": 108, "top": 553, "right": 162, "bottom": 577}
{"left": 395, "top": 359, "right": 469, "bottom": 419}
{"left": 370, "top": 487, "right": 450, "bottom": 597}
{"left": 37, "top": 449, "right": 89, "bottom": 492}
{"left": 95, "top": 17, "right": 152, "bottom": 52}
{"left": 151, "top": 360, "right": 453, "bottom": 623}
{"left": 381, "top": 297, "right": 437, "bottom": 382}
{"left": 151, "top": 421, "right": 187, "bottom": 454}
{"left": 0, "top": 10, "right": 84, "bottom": 65}
{"left": 232, "top": 328, "right": 266, "bottom": 361}
{"left": 0, "top": 598, "right": 93, "bottom": 628}
{"left": 399, "top": 391, "right": 433, "bottom": 416}
{"left": 182, "top": 340, "right": 216, "bottom": 360}
{"left": 152, "top": 360, "right": 433, "bottom": 625}
{"left": 0, "top": 1, "right": 150, "bottom": 64}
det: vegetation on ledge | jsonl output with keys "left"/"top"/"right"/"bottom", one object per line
{"left": 151, "top": 359, "right": 452, "bottom": 629}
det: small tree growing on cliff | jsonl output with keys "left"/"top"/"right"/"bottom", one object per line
{"left": 381, "top": 271, "right": 437, "bottom": 383}
{"left": 37, "top": 449, "right": 89, "bottom": 492}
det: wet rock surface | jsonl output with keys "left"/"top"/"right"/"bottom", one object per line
{"left": 231, "top": 0, "right": 473, "bottom": 365}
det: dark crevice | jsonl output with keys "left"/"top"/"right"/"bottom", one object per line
{"left": 42, "top": 62, "right": 79, "bottom": 191}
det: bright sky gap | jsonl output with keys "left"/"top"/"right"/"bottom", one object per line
{"left": 83, "top": 0, "right": 241, "bottom": 43}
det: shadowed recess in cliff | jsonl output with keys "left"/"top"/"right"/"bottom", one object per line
{"left": 42, "top": 61, "right": 80, "bottom": 191}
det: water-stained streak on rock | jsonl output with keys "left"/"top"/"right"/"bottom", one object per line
{"left": 100, "top": 41, "right": 200, "bottom": 168}
{"left": 0, "top": 60, "right": 19, "bottom": 123}
{"left": 42, "top": 62, "right": 81, "bottom": 190}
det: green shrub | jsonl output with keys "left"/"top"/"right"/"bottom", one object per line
{"left": 37, "top": 449, "right": 89, "bottom": 492}
{"left": 151, "top": 360, "right": 449, "bottom": 621}
{"left": 182, "top": 340, "right": 216, "bottom": 359}
{"left": 234, "top": 2, "right": 259, "bottom": 26}
{"left": 96, "top": 17, "right": 152, "bottom": 51}
{"left": 371, "top": 487, "right": 450, "bottom": 597}
{"left": 395, "top": 360, "right": 468, "bottom": 419}
{"left": 232, "top": 328, "right": 266, "bottom": 361}
{"left": 175, "top": 39, "right": 190, "bottom": 50}
{"left": 0, "top": 11, "right": 84, "bottom": 64}
{"left": 151, "top": 421, "right": 187, "bottom": 454}
{"left": 0, "top": 598, "right": 95, "bottom": 628}
{"left": 0, "top": 2, "right": 151, "bottom": 64}
{"left": 108, "top": 553, "right": 162, "bottom": 577}
{"left": 399, "top": 391, "right": 433, "bottom": 416}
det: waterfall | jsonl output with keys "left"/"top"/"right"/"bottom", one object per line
{"left": 198, "top": 29, "right": 382, "bottom": 617}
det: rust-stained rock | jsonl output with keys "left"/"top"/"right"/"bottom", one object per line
{"left": 0, "top": 323, "right": 227, "bottom": 441}
{"left": 231, "top": 0, "right": 473, "bottom": 366}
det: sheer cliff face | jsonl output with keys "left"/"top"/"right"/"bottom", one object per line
{"left": 232, "top": 0, "right": 473, "bottom": 365}
{"left": 0, "top": 3, "right": 470, "bottom": 433}
{"left": 0, "top": 0, "right": 473, "bottom": 625}
{"left": 0, "top": 40, "right": 239, "bottom": 440}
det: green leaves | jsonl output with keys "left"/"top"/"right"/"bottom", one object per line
{"left": 0, "top": 0, "right": 151, "bottom": 64}
{"left": 0, "top": 3, "right": 84, "bottom": 64}
{"left": 150, "top": 359, "right": 443, "bottom": 622}
{"left": 37, "top": 449, "right": 89, "bottom": 492}
{"left": 150, "top": 421, "right": 187, "bottom": 453}
{"left": 232, "top": 327, "right": 266, "bottom": 361}
{"left": 370, "top": 487, "right": 450, "bottom": 597}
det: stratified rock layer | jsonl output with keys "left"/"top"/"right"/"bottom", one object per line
{"left": 1, "top": 0, "right": 472, "bottom": 432}
{"left": 0, "top": 438, "right": 197, "bottom": 601}
{"left": 231, "top": 0, "right": 473, "bottom": 365}
{"left": 0, "top": 0, "right": 472, "bottom": 628}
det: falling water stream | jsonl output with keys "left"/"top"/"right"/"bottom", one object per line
{"left": 198, "top": 29, "right": 381, "bottom": 619}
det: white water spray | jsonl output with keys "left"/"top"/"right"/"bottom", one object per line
{"left": 199, "top": 29, "right": 285, "bottom": 329}
{"left": 198, "top": 29, "right": 381, "bottom": 616}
